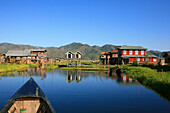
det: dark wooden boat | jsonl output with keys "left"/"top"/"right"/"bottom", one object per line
{"left": 0, "top": 78, "right": 56, "bottom": 113}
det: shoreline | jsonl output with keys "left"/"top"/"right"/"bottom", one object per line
{"left": 0, "top": 63, "right": 38, "bottom": 75}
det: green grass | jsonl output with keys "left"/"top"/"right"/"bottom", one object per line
{"left": 142, "top": 65, "right": 170, "bottom": 70}
{"left": 0, "top": 63, "right": 38, "bottom": 74}
{"left": 55, "top": 61, "right": 67, "bottom": 65}
{"left": 43, "top": 62, "right": 66, "bottom": 70}
{"left": 44, "top": 65, "right": 58, "bottom": 70}
{"left": 80, "top": 61, "right": 98, "bottom": 65}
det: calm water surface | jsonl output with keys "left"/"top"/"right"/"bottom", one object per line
{"left": 0, "top": 68, "right": 169, "bottom": 113}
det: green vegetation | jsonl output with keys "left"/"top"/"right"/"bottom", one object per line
{"left": 27, "top": 63, "right": 38, "bottom": 68}
{"left": 119, "top": 65, "right": 170, "bottom": 101}
{"left": 43, "top": 62, "right": 67, "bottom": 70}
{"left": 44, "top": 65, "right": 58, "bottom": 70}
{"left": 0, "top": 63, "right": 38, "bottom": 74}
{"left": 142, "top": 65, "right": 170, "bottom": 70}
{"left": 55, "top": 61, "right": 67, "bottom": 65}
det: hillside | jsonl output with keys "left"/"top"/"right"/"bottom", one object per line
{"left": 0, "top": 43, "right": 42, "bottom": 53}
{"left": 0, "top": 42, "right": 165, "bottom": 60}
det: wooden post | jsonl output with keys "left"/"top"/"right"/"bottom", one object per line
{"left": 67, "top": 58, "right": 68, "bottom": 67}
{"left": 162, "top": 69, "right": 163, "bottom": 79}
{"left": 79, "top": 59, "right": 80, "bottom": 68}
{"left": 77, "top": 60, "right": 78, "bottom": 69}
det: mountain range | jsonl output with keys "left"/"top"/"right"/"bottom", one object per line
{"left": 0, "top": 42, "right": 165, "bottom": 60}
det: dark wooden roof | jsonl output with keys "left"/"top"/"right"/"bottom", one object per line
{"left": 65, "top": 51, "right": 74, "bottom": 54}
{"left": 74, "top": 51, "right": 82, "bottom": 55}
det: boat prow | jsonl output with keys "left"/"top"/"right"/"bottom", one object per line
{"left": 0, "top": 77, "right": 56, "bottom": 113}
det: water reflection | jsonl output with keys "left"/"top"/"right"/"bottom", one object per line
{"left": 1, "top": 66, "right": 47, "bottom": 79}
{"left": 66, "top": 71, "right": 82, "bottom": 83}
{"left": 0, "top": 68, "right": 138, "bottom": 86}
{"left": 0, "top": 68, "right": 170, "bottom": 113}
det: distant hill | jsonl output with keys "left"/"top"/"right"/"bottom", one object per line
{"left": 147, "top": 50, "right": 162, "bottom": 57}
{"left": 0, "top": 42, "right": 166, "bottom": 60}
{"left": 0, "top": 43, "right": 42, "bottom": 53}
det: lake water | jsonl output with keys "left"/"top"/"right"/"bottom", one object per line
{"left": 0, "top": 68, "right": 169, "bottom": 113}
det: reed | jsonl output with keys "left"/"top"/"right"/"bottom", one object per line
{"left": 44, "top": 65, "right": 58, "bottom": 70}
{"left": 0, "top": 63, "right": 38, "bottom": 73}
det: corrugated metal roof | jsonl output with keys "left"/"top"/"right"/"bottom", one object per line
{"left": 38, "top": 55, "right": 47, "bottom": 57}
{"left": 6, "top": 50, "right": 31, "bottom": 56}
{"left": 118, "top": 46, "right": 147, "bottom": 50}
{"left": 27, "top": 49, "right": 47, "bottom": 52}
{"left": 148, "top": 55, "right": 157, "bottom": 58}
{"left": 5, "top": 49, "right": 45, "bottom": 57}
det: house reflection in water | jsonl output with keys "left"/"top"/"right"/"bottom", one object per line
{"left": 66, "top": 70, "right": 82, "bottom": 83}
{"left": 108, "top": 68, "right": 138, "bottom": 86}
{"left": 65, "top": 69, "right": 138, "bottom": 86}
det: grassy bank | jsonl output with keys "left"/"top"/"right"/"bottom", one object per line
{"left": 0, "top": 63, "right": 38, "bottom": 74}
{"left": 44, "top": 65, "right": 58, "bottom": 70}
{"left": 119, "top": 65, "right": 170, "bottom": 101}
{"left": 43, "top": 62, "right": 67, "bottom": 70}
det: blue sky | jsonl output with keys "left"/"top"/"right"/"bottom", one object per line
{"left": 0, "top": 0, "right": 169, "bottom": 51}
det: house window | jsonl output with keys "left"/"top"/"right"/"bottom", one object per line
{"left": 141, "top": 51, "right": 144, "bottom": 55}
{"left": 137, "top": 58, "right": 140, "bottom": 61}
{"left": 153, "top": 58, "right": 156, "bottom": 62}
{"left": 143, "top": 58, "right": 145, "bottom": 62}
{"left": 129, "top": 50, "right": 132, "bottom": 55}
{"left": 135, "top": 50, "right": 138, "bottom": 55}
{"left": 123, "top": 50, "right": 126, "bottom": 55}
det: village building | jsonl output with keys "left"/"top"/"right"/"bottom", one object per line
{"left": 5, "top": 49, "right": 47, "bottom": 64}
{"left": 100, "top": 52, "right": 107, "bottom": 64}
{"left": 163, "top": 52, "right": 170, "bottom": 65}
{"left": 100, "top": 49, "right": 118, "bottom": 65}
{"left": 147, "top": 55, "right": 158, "bottom": 64}
{"left": 159, "top": 58, "right": 166, "bottom": 65}
{"left": 118, "top": 46, "right": 147, "bottom": 64}
{"left": 100, "top": 46, "right": 158, "bottom": 65}
{"left": 74, "top": 51, "right": 82, "bottom": 59}
{"left": 0, "top": 53, "right": 5, "bottom": 64}
{"left": 65, "top": 51, "right": 82, "bottom": 66}
{"left": 29, "top": 49, "right": 47, "bottom": 63}
{"left": 55, "top": 58, "right": 65, "bottom": 62}
{"left": 65, "top": 51, "right": 74, "bottom": 59}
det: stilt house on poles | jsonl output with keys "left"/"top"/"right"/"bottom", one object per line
{"left": 66, "top": 51, "right": 74, "bottom": 66}
{"left": 65, "top": 51, "right": 82, "bottom": 67}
